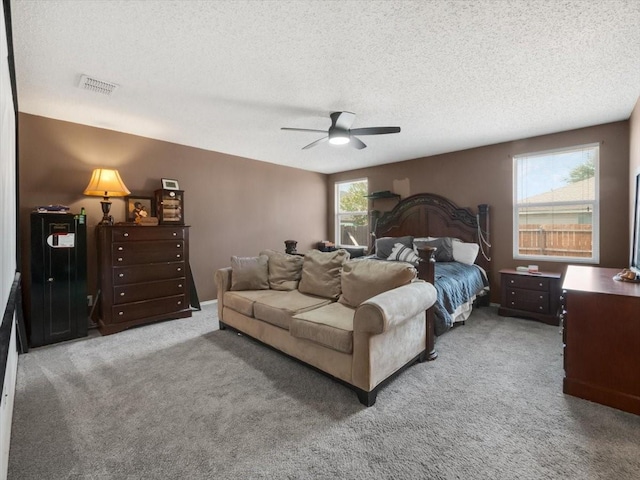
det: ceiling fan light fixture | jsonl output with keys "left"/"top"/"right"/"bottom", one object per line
{"left": 329, "top": 131, "right": 350, "bottom": 145}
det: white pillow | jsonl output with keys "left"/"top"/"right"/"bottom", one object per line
{"left": 452, "top": 240, "right": 479, "bottom": 265}
{"left": 388, "top": 242, "right": 420, "bottom": 265}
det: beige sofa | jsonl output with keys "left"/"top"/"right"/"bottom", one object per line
{"left": 214, "top": 249, "right": 437, "bottom": 406}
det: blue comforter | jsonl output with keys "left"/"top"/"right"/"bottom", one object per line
{"left": 433, "top": 262, "right": 488, "bottom": 335}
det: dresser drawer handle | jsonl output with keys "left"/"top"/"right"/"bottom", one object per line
{"left": 118, "top": 311, "right": 124, "bottom": 316}
{"left": 177, "top": 267, "right": 182, "bottom": 272}
{"left": 177, "top": 244, "right": 181, "bottom": 248}
{"left": 539, "top": 283, "right": 543, "bottom": 287}
{"left": 177, "top": 301, "right": 182, "bottom": 305}
{"left": 539, "top": 295, "right": 543, "bottom": 299}
{"left": 178, "top": 284, "right": 183, "bottom": 288}
{"left": 510, "top": 280, "right": 514, "bottom": 284}
{"left": 539, "top": 306, "right": 543, "bottom": 310}
{"left": 510, "top": 301, "right": 515, "bottom": 306}
{"left": 123, "top": 233, "right": 129, "bottom": 237}
{"left": 120, "top": 293, "right": 125, "bottom": 297}
{"left": 511, "top": 291, "right": 515, "bottom": 295}
{"left": 118, "top": 246, "right": 124, "bottom": 251}
{"left": 176, "top": 254, "right": 181, "bottom": 258}
{"left": 119, "top": 273, "right": 124, "bottom": 278}
{"left": 172, "top": 232, "right": 177, "bottom": 236}
{"left": 117, "top": 257, "right": 123, "bottom": 262}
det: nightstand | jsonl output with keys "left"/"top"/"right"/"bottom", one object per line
{"left": 498, "top": 269, "right": 562, "bottom": 325}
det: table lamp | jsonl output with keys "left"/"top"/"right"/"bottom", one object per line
{"left": 83, "top": 168, "right": 131, "bottom": 225}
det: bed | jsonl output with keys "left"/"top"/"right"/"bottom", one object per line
{"left": 371, "top": 193, "right": 491, "bottom": 355}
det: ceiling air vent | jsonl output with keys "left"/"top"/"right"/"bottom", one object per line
{"left": 78, "top": 75, "right": 119, "bottom": 95}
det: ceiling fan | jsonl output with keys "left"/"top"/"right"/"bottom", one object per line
{"left": 281, "top": 111, "right": 401, "bottom": 150}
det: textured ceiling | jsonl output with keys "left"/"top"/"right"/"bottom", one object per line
{"left": 10, "top": 0, "right": 640, "bottom": 174}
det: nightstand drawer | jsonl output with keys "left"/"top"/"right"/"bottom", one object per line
{"left": 503, "top": 274, "right": 549, "bottom": 291}
{"left": 505, "top": 287, "right": 550, "bottom": 314}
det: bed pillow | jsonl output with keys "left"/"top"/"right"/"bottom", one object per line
{"left": 414, "top": 237, "right": 454, "bottom": 262}
{"left": 452, "top": 240, "right": 480, "bottom": 265}
{"left": 339, "top": 259, "right": 416, "bottom": 307}
{"left": 230, "top": 255, "right": 270, "bottom": 291}
{"left": 298, "top": 249, "right": 350, "bottom": 299}
{"left": 375, "top": 236, "right": 413, "bottom": 259}
{"left": 259, "top": 249, "right": 304, "bottom": 291}
{"left": 387, "top": 242, "right": 420, "bottom": 265}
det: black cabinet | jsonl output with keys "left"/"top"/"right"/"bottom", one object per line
{"left": 30, "top": 212, "right": 87, "bottom": 347}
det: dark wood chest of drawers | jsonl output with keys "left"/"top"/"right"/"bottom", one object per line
{"left": 97, "top": 225, "right": 191, "bottom": 335}
{"left": 562, "top": 266, "right": 640, "bottom": 415}
{"left": 498, "top": 269, "right": 562, "bottom": 325}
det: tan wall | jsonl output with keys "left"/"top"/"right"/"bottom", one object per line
{"left": 18, "top": 113, "right": 328, "bottom": 303}
{"left": 630, "top": 97, "right": 640, "bottom": 218}
{"left": 329, "top": 121, "right": 630, "bottom": 302}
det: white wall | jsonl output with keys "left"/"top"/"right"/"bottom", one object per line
{"left": 0, "top": 2, "right": 18, "bottom": 478}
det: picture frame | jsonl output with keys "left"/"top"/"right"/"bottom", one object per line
{"left": 161, "top": 178, "right": 180, "bottom": 190}
{"left": 125, "top": 196, "right": 155, "bottom": 223}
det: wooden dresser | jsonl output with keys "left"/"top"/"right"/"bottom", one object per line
{"left": 96, "top": 225, "right": 191, "bottom": 335}
{"left": 562, "top": 265, "right": 640, "bottom": 415}
{"left": 498, "top": 269, "right": 562, "bottom": 325}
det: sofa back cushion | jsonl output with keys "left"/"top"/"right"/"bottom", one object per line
{"left": 338, "top": 259, "right": 417, "bottom": 308}
{"left": 260, "top": 249, "right": 304, "bottom": 290}
{"left": 298, "top": 249, "right": 350, "bottom": 299}
{"left": 230, "top": 255, "right": 269, "bottom": 291}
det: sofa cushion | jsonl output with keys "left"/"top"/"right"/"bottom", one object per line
{"left": 260, "top": 249, "right": 304, "bottom": 291}
{"left": 338, "top": 259, "right": 417, "bottom": 308}
{"left": 298, "top": 249, "right": 350, "bottom": 299}
{"left": 223, "top": 290, "right": 286, "bottom": 317}
{"left": 254, "top": 290, "right": 332, "bottom": 330}
{"left": 291, "top": 302, "right": 356, "bottom": 354}
{"left": 230, "top": 255, "right": 269, "bottom": 291}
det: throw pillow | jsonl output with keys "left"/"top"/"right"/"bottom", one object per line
{"left": 339, "top": 259, "right": 417, "bottom": 308}
{"left": 230, "top": 255, "right": 270, "bottom": 291}
{"left": 298, "top": 249, "right": 350, "bottom": 299}
{"left": 414, "top": 237, "right": 454, "bottom": 262}
{"left": 375, "top": 235, "right": 413, "bottom": 259}
{"left": 387, "top": 242, "right": 420, "bottom": 265}
{"left": 259, "top": 249, "right": 304, "bottom": 291}
{"left": 452, "top": 240, "right": 480, "bottom": 265}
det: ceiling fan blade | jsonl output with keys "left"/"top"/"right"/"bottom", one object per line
{"left": 302, "top": 136, "right": 328, "bottom": 150}
{"left": 330, "top": 111, "right": 356, "bottom": 130}
{"left": 349, "top": 126, "right": 401, "bottom": 136}
{"left": 281, "top": 127, "right": 327, "bottom": 134}
{"left": 350, "top": 136, "right": 367, "bottom": 149}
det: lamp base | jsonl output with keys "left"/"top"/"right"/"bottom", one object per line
{"left": 100, "top": 199, "right": 113, "bottom": 225}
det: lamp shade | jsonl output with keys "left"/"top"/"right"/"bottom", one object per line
{"left": 83, "top": 168, "right": 131, "bottom": 197}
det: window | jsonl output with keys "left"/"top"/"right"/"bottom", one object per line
{"left": 335, "top": 179, "right": 368, "bottom": 247}
{"left": 513, "top": 143, "right": 599, "bottom": 263}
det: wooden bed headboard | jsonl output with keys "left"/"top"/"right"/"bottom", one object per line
{"left": 372, "top": 193, "right": 491, "bottom": 274}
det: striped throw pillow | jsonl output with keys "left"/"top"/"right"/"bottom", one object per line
{"left": 387, "top": 242, "right": 420, "bottom": 265}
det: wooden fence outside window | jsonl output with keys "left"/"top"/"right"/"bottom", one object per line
{"left": 518, "top": 224, "right": 592, "bottom": 258}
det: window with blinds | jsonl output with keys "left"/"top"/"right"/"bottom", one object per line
{"left": 335, "top": 179, "right": 368, "bottom": 247}
{"left": 513, "top": 143, "right": 599, "bottom": 262}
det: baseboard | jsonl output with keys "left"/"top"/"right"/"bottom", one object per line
{"left": 199, "top": 299, "right": 217, "bottom": 307}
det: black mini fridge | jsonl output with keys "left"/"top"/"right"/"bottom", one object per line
{"left": 30, "top": 212, "right": 88, "bottom": 347}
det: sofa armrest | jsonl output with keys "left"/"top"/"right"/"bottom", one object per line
{"left": 353, "top": 281, "right": 437, "bottom": 334}
{"left": 214, "top": 267, "right": 232, "bottom": 320}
